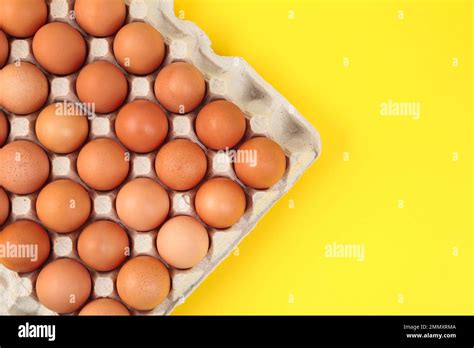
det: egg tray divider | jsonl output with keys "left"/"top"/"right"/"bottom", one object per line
{"left": 0, "top": 0, "right": 322, "bottom": 315}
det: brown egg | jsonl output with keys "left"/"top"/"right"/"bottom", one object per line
{"left": 0, "top": 140, "right": 50, "bottom": 194}
{"left": 36, "top": 179, "right": 91, "bottom": 233}
{"left": 76, "top": 60, "right": 128, "bottom": 114}
{"left": 0, "top": 220, "right": 50, "bottom": 273}
{"left": 0, "top": 62, "right": 49, "bottom": 115}
{"left": 79, "top": 298, "right": 130, "bottom": 316}
{"left": 115, "top": 100, "right": 168, "bottom": 153}
{"left": 0, "top": 30, "right": 9, "bottom": 68}
{"left": 35, "top": 102, "right": 89, "bottom": 154}
{"left": 154, "top": 62, "right": 206, "bottom": 114}
{"left": 114, "top": 22, "right": 165, "bottom": 76}
{"left": 234, "top": 137, "right": 287, "bottom": 189}
{"left": 78, "top": 220, "right": 129, "bottom": 272}
{"left": 32, "top": 22, "right": 86, "bottom": 75}
{"left": 156, "top": 216, "right": 209, "bottom": 269}
{"left": 155, "top": 139, "right": 207, "bottom": 191}
{"left": 0, "top": 110, "right": 8, "bottom": 146}
{"left": 196, "top": 100, "right": 246, "bottom": 150}
{"left": 195, "top": 177, "right": 246, "bottom": 229}
{"left": 74, "top": 0, "right": 126, "bottom": 37}
{"left": 0, "top": 187, "right": 9, "bottom": 225}
{"left": 116, "top": 178, "right": 169, "bottom": 232}
{"left": 36, "top": 258, "right": 92, "bottom": 314}
{"left": 0, "top": 0, "right": 47, "bottom": 38}
{"left": 77, "top": 138, "right": 130, "bottom": 191}
{"left": 116, "top": 255, "right": 170, "bottom": 311}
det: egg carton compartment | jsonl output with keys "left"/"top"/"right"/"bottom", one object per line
{"left": 0, "top": 0, "right": 321, "bottom": 315}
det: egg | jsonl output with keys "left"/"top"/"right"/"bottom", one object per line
{"left": 114, "top": 22, "right": 166, "bottom": 76}
{"left": 116, "top": 255, "right": 170, "bottom": 311}
{"left": 32, "top": 22, "right": 87, "bottom": 75}
{"left": 36, "top": 258, "right": 92, "bottom": 314}
{"left": 35, "top": 102, "right": 89, "bottom": 154}
{"left": 79, "top": 298, "right": 130, "bottom": 316}
{"left": 234, "top": 137, "right": 287, "bottom": 189}
{"left": 0, "top": 187, "right": 9, "bottom": 225}
{"left": 0, "top": 220, "right": 50, "bottom": 273}
{"left": 0, "top": 62, "right": 49, "bottom": 115}
{"left": 0, "top": 0, "right": 47, "bottom": 38}
{"left": 0, "top": 110, "right": 8, "bottom": 146}
{"left": 155, "top": 139, "right": 207, "bottom": 191}
{"left": 116, "top": 178, "right": 169, "bottom": 232}
{"left": 154, "top": 62, "right": 206, "bottom": 114}
{"left": 77, "top": 220, "right": 129, "bottom": 272}
{"left": 195, "top": 100, "right": 246, "bottom": 150}
{"left": 156, "top": 215, "right": 209, "bottom": 269}
{"left": 74, "top": 0, "right": 126, "bottom": 37}
{"left": 115, "top": 100, "right": 168, "bottom": 153}
{"left": 0, "top": 140, "right": 50, "bottom": 194}
{"left": 36, "top": 179, "right": 91, "bottom": 233}
{"left": 76, "top": 60, "right": 128, "bottom": 114}
{"left": 0, "top": 30, "right": 9, "bottom": 68}
{"left": 77, "top": 138, "right": 130, "bottom": 191}
{"left": 195, "top": 177, "right": 246, "bottom": 228}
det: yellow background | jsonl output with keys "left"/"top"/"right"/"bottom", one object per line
{"left": 172, "top": 0, "right": 473, "bottom": 314}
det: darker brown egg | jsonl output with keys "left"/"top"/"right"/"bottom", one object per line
{"left": 154, "top": 62, "right": 206, "bottom": 114}
{"left": 0, "top": 30, "right": 9, "bottom": 68}
{"left": 0, "top": 62, "right": 49, "bottom": 115}
{"left": 74, "top": 0, "right": 126, "bottom": 37}
{"left": 0, "top": 140, "right": 50, "bottom": 194}
{"left": 155, "top": 139, "right": 207, "bottom": 191}
{"left": 0, "top": 0, "right": 48, "bottom": 38}
{"left": 115, "top": 100, "right": 168, "bottom": 153}
{"left": 114, "top": 22, "right": 165, "bottom": 75}
{"left": 32, "top": 22, "right": 87, "bottom": 75}
{"left": 76, "top": 60, "right": 128, "bottom": 114}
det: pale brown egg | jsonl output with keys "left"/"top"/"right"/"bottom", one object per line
{"left": 0, "top": 187, "right": 9, "bottom": 225}
{"left": 0, "top": 220, "right": 50, "bottom": 273}
{"left": 116, "top": 178, "right": 169, "bottom": 232}
{"left": 234, "top": 137, "right": 287, "bottom": 189}
{"left": 0, "top": 30, "right": 9, "bottom": 68}
{"left": 0, "top": 0, "right": 47, "bottom": 38}
{"left": 195, "top": 177, "right": 246, "bottom": 229}
{"left": 32, "top": 22, "right": 86, "bottom": 75}
{"left": 35, "top": 102, "right": 89, "bottom": 154}
{"left": 0, "top": 140, "right": 50, "bottom": 194}
{"left": 77, "top": 220, "right": 129, "bottom": 272}
{"left": 156, "top": 215, "right": 209, "bottom": 269}
{"left": 115, "top": 100, "right": 168, "bottom": 153}
{"left": 36, "top": 258, "right": 92, "bottom": 314}
{"left": 155, "top": 139, "right": 207, "bottom": 191}
{"left": 77, "top": 138, "right": 130, "bottom": 191}
{"left": 196, "top": 100, "right": 246, "bottom": 150}
{"left": 36, "top": 179, "right": 91, "bottom": 233}
{"left": 116, "top": 255, "right": 170, "bottom": 311}
{"left": 0, "top": 62, "right": 49, "bottom": 115}
{"left": 76, "top": 60, "right": 128, "bottom": 114}
{"left": 79, "top": 298, "right": 130, "bottom": 316}
{"left": 74, "top": 0, "right": 126, "bottom": 37}
{"left": 0, "top": 111, "right": 8, "bottom": 146}
{"left": 114, "top": 22, "right": 165, "bottom": 76}
{"left": 154, "top": 62, "right": 206, "bottom": 114}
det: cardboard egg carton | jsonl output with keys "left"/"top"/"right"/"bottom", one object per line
{"left": 0, "top": 0, "right": 321, "bottom": 315}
